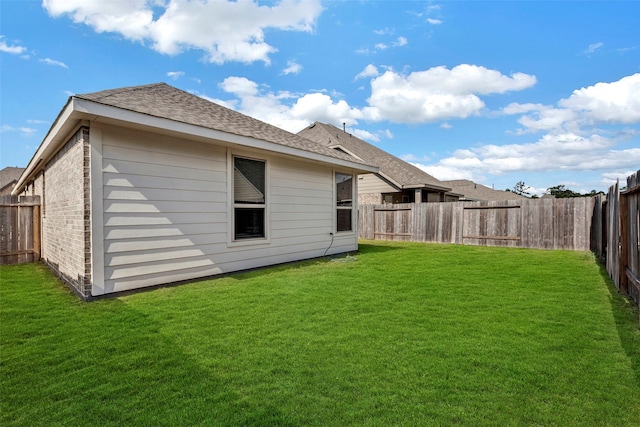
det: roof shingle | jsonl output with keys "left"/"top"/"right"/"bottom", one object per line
{"left": 442, "top": 179, "right": 529, "bottom": 201}
{"left": 76, "top": 83, "right": 371, "bottom": 166}
{"left": 298, "top": 122, "right": 449, "bottom": 191}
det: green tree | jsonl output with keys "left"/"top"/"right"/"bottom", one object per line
{"left": 512, "top": 181, "right": 531, "bottom": 197}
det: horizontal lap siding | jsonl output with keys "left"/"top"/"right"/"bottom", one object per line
{"left": 268, "top": 159, "right": 345, "bottom": 256}
{"left": 101, "top": 130, "right": 226, "bottom": 293}
{"left": 100, "top": 128, "right": 350, "bottom": 294}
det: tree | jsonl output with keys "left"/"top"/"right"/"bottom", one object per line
{"left": 512, "top": 181, "right": 531, "bottom": 197}
{"left": 546, "top": 185, "right": 604, "bottom": 198}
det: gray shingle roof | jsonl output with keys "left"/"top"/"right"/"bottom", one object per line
{"left": 442, "top": 179, "right": 529, "bottom": 201}
{"left": 297, "top": 122, "right": 450, "bottom": 191}
{"left": 75, "top": 83, "right": 371, "bottom": 167}
{"left": 0, "top": 167, "right": 25, "bottom": 193}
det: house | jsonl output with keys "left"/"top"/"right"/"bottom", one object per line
{"left": 297, "top": 122, "right": 460, "bottom": 204}
{"left": 0, "top": 167, "right": 25, "bottom": 195}
{"left": 13, "top": 83, "right": 377, "bottom": 299}
{"left": 441, "top": 180, "right": 529, "bottom": 202}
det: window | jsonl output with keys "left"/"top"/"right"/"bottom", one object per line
{"left": 234, "top": 156, "right": 265, "bottom": 240}
{"left": 336, "top": 172, "right": 353, "bottom": 232}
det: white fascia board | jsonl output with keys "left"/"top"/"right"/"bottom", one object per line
{"left": 74, "top": 99, "right": 378, "bottom": 174}
{"left": 12, "top": 98, "right": 79, "bottom": 194}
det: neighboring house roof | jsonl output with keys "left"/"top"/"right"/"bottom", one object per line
{"left": 0, "top": 167, "right": 25, "bottom": 194}
{"left": 15, "top": 83, "right": 377, "bottom": 194}
{"left": 442, "top": 179, "right": 529, "bottom": 201}
{"left": 298, "top": 122, "right": 451, "bottom": 192}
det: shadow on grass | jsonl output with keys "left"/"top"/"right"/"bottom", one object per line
{"left": 0, "top": 264, "right": 295, "bottom": 427}
{"left": 357, "top": 240, "right": 405, "bottom": 255}
{"left": 596, "top": 261, "right": 640, "bottom": 386}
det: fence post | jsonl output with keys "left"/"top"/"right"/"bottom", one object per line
{"left": 33, "top": 205, "right": 41, "bottom": 262}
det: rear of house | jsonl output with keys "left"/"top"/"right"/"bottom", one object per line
{"left": 14, "top": 83, "right": 376, "bottom": 299}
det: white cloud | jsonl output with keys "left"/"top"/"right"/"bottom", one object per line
{"left": 416, "top": 131, "right": 640, "bottom": 188}
{"left": 373, "top": 27, "right": 394, "bottom": 35}
{"left": 1, "top": 124, "right": 38, "bottom": 136}
{"left": 503, "top": 73, "right": 640, "bottom": 137}
{"left": 167, "top": 71, "right": 185, "bottom": 80}
{"left": 219, "top": 76, "right": 260, "bottom": 97}
{"left": 282, "top": 60, "right": 302, "bottom": 75}
{"left": 412, "top": 163, "right": 478, "bottom": 181}
{"left": 365, "top": 65, "right": 536, "bottom": 123}
{"left": 0, "top": 36, "right": 26, "bottom": 54}
{"left": 583, "top": 42, "right": 603, "bottom": 54}
{"left": 43, "top": 0, "right": 323, "bottom": 64}
{"left": 350, "top": 128, "right": 380, "bottom": 142}
{"left": 393, "top": 36, "right": 408, "bottom": 47}
{"left": 354, "top": 64, "right": 379, "bottom": 80}
{"left": 40, "top": 58, "right": 68, "bottom": 68}
{"left": 440, "top": 122, "right": 452, "bottom": 129}
{"left": 214, "top": 76, "right": 365, "bottom": 134}
{"left": 559, "top": 73, "right": 640, "bottom": 124}
{"left": 210, "top": 64, "right": 536, "bottom": 135}
{"left": 427, "top": 18, "right": 442, "bottom": 25}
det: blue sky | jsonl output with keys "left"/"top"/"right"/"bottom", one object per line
{"left": 1, "top": 1, "right": 639, "bottom": 195}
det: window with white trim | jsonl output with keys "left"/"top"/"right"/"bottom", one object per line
{"left": 233, "top": 156, "right": 266, "bottom": 240}
{"left": 336, "top": 172, "right": 353, "bottom": 232}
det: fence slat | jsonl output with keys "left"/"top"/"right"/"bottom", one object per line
{"left": 0, "top": 196, "right": 41, "bottom": 265}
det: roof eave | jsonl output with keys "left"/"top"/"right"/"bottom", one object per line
{"left": 402, "top": 183, "right": 453, "bottom": 192}
{"left": 13, "top": 97, "right": 83, "bottom": 195}
{"left": 14, "top": 98, "right": 377, "bottom": 196}
{"left": 75, "top": 99, "right": 377, "bottom": 173}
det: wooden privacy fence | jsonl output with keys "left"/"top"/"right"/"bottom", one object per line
{"left": 0, "top": 195, "right": 41, "bottom": 265}
{"left": 359, "top": 197, "right": 595, "bottom": 251}
{"left": 592, "top": 170, "right": 640, "bottom": 314}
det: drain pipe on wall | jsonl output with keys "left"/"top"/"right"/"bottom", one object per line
{"left": 323, "top": 232, "right": 334, "bottom": 257}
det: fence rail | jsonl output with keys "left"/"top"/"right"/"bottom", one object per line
{"left": 359, "top": 197, "right": 595, "bottom": 251}
{"left": 0, "top": 195, "right": 41, "bottom": 265}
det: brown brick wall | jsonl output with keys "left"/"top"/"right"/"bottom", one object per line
{"left": 34, "top": 127, "right": 92, "bottom": 299}
{"left": 359, "top": 193, "right": 382, "bottom": 204}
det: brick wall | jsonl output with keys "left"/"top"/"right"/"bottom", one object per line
{"left": 36, "top": 127, "right": 92, "bottom": 299}
{"left": 359, "top": 193, "right": 382, "bottom": 204}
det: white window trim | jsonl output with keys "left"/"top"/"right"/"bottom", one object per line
{"left": 334, "top": 170, "right": 356, "bottom": 235}
{"left": 227, "top": 150, "right": 271, "bottom": 247}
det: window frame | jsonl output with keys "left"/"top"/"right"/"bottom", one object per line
{"left": 335, "top": 171, "right": 355, "bottom": 234}
{"left": 228, "top": 151, "right": 270, "bottom": 246}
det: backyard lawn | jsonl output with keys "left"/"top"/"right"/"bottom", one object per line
{"left": 1, "top": 240, "right": 639, "bottom": 426}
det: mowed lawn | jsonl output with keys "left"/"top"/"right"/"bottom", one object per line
{"left": 1, "top": 241, "right": 639, "bottom": 426}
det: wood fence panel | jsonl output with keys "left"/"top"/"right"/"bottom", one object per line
{"left": 606, "top": 182, "right": 621, "bottom": 289}
{"left": 589, "top": 194, "right": 605, "bottom": 260}
{"left": 622, "top": 171, "right": 640, "bottom": 305}
{"left": 360, "top": 197, "right": 596, "bottom": 252}
{"left": 462, "top": 203, "right": 521, "bottom": 247}
{"left": 0, "top": 195, "right": 41, "bottom": 265}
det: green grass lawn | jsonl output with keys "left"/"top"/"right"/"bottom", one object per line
{"left": 1, "top": 240, "right": 639, "bottom": 426}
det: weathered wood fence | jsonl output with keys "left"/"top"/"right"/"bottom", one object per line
{"left": 0, "top": 195, "right": 41, "bottom": 265}
{"left": 592, "top": 170, "right": 640, "bottom": 314}
{"left": 359, "top": 197, "right": 595, "bottom": 251}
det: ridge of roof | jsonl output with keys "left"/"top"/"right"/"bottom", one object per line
{"left": 298, "top": 122, "right": 450, "bottom": 191}
{"left": 75, "top": 83, "right": 370, "bottom": 167}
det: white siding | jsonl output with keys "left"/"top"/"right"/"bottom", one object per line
{"left": 100, "top": 128, "right": 226, "bottom": 293}
{"left": 357, "top": 173, "right": 396, "bottom": 193}
{"left": 97, "top": 127, "right": 357, "bottom": 294}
